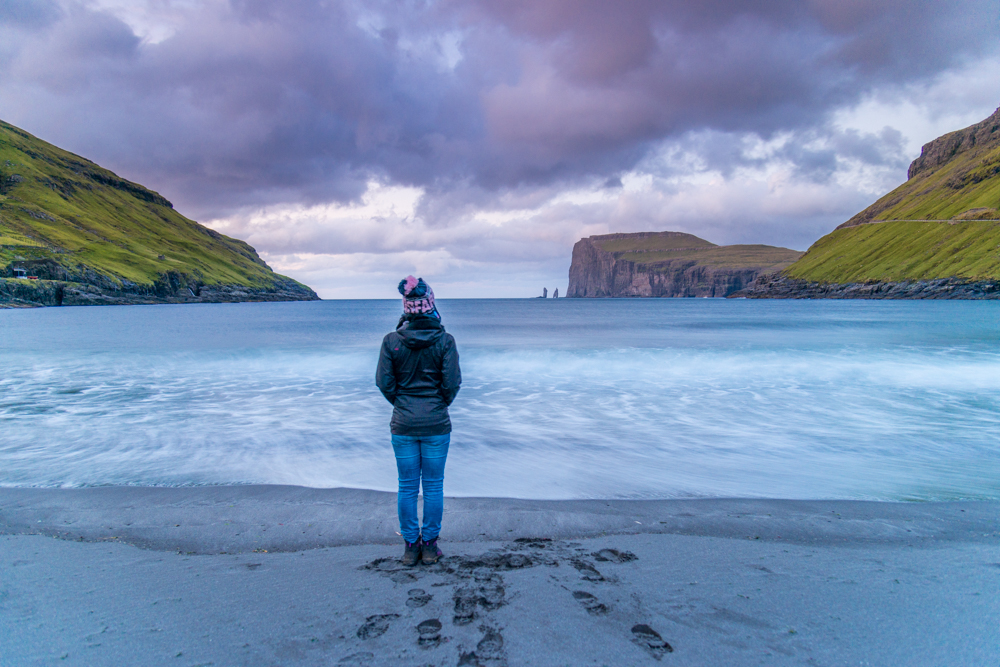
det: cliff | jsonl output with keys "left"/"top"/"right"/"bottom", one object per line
{"left": 567, "top": 232, "right": 802, "bottom": 298}
{"left": 838, "top": 106, "right": 1000, "bottom": 228}
{"left": 0, "top": 119, "right": 318, "bottom": 307}
{"left": 736, "top": 106, "right": 1000, "bottom": 299}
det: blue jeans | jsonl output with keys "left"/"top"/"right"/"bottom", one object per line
{"left": 391, "top": 433, "right": 450, "bottom": 543}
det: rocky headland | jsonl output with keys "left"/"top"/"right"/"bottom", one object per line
{"left": 736, "top": 106, "right": 1000, "bottom": 299}
{"left": 0, "top": 119, "right": 318, "bottom": 307}
{"left": 567, "top": 231, "right": 802, "bottom": 298}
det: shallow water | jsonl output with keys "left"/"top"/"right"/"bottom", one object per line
{"left": 1, "top": 299, "right": 999, "bottom": 500}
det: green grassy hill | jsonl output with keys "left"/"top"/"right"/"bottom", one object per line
{"left": 783, "top": 107, "right": 1000, "bottom": 286}
{"left": 784, "top": 220, "right": 1000, "bottom": 284}
{"left": 593, "top": 231, "right": 802, "bottom": 272}
{"left": 0, "top": 119, "right": 317, "bottom": 306}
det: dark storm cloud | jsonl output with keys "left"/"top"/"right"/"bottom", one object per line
{"left": 464, "top": 0, "right": 995, "bottom": 178}
{"left": 0, "top": 0, "right": 996, "bottom": 219}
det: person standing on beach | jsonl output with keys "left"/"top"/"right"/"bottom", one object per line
{"left": 376, "top": 276, "right": 461, "bottom": 566}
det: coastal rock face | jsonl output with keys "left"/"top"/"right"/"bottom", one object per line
{"left": 733, "top": 273, "right": 1000, "bottom": 300}
{"left": 0, "top": 275, "right": 317, "bottom": 308}
{"left": 567, "top": 232, "right": 801, "bottom": 298}
{"left": 906, "top": 106, "right": 1000, "bottom": 180}
{"left": 2, "top": 257, "right": 317, "bottom": 308}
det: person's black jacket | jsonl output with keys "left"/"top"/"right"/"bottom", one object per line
{"left": 376, "top": 316, "right": 461, "bottom": 436}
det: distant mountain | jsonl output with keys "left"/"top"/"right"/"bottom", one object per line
{"left": 567, "top": 231, "right": 802, "bottom": 297}
{"left": 738, "top": 107, "right": 1000, "bottom": 299}
{"left": 0, "top": 120, "right": 318, "bottom": 307}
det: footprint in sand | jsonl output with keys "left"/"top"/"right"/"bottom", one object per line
{"left": 416, "top": 618, "right": 443, "bottom": 647}
{"left": 631, "top": 624, "right": 673, "bottom": 659}
{"left": 513, "top": 537, "right": 552, "bottom": 549}
{"left": 356, "top": 614, "right": 399, "bottom": 640}
{"left": 570, "top": 558, "right": 604, "bottom": 581}
{"left": 391, "top": 571, "right": 418, "bottom": 584}
{"left": 453, "top": 573, "right": 506, "bottom": 625}
{"left": 407, "top": 588, "right": 433, "bottom": 608}
{"left": 591, "top": 548, "right": 637, "bottom": 563}
{"left": 337, "top": 651, "right": 374, "bottom": 665}
{"left": 571, "top": 590, "right": 609, "bottom": 615}
{"left": 458, "top": 625, "right": 506, "bottom": 666}
{"left": 453, "top": 586, "right": 479, "bottom": 626}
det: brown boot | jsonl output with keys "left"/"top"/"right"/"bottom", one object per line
{"left": 401, "top": 539, "right": 422, "bottom": 566}
{"left": 420, "top": 538, "right": 443, "bottom": 564}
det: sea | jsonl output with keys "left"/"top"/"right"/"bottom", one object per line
{"left": 1, "top": 299, "right": 999, "bottom": 500}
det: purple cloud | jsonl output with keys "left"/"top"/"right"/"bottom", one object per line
{"left": 0, "top": 1, "right": 998, "bottom": 296}
{"left": 2, "top": 0, "right": 996, "bottom": 218}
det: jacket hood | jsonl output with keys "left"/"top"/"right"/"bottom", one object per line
{"left": 397, "top": 317, "right": 445, "bottom": 349}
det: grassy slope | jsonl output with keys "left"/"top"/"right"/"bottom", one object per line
{"left": 785, "top": 109, "right": 1000, "bottom": 284}
{"left": 0, "top": 120, "right": 299, "bottom": 289}
{"left": 594, "top": 233, "right": 802, "bottom": 271}
{"left": 784, "top": 221, "right": 1000, "bottom": 283}
{"left": 595, "top": 232, "right": 715, "bottom": 253}
{"left": 846, "top": 139, "right": 1000, "bottom": 224}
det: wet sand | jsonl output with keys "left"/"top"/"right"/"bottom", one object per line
{"left": 1, "top": 486, "right": 998, "bottom": 666}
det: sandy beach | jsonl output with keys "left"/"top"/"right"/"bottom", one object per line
{"left": 1, "top": 486, "right": 998, "bottom": 666}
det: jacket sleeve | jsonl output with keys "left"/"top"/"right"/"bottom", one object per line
{"left": 440, "top": 334, "right": 461, "bottom": 406}
{"left": 376, "top": 336, "right": 397, "bottom": 405}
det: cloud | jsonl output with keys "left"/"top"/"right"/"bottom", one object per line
{"left": 0, "top": 1, "right": 998, "bottom": 296}
{"left": 0, "top": 0, "right": 61, "bottom": 28}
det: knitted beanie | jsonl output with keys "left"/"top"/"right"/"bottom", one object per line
{"left": 398, "top": 276, "right": 439, "bottom": 318}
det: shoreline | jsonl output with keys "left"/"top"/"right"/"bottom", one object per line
{"left": 732, "top": 273, "right": 1000, "bottom": 299}
{"left": 2, "top": 484, "right": 997, "bottom": 553}
{"left": 0, "top": 276, "right": 319, "bottom": 308}
{"left": 3, "top": 485, "right": 998, "bottom": 666}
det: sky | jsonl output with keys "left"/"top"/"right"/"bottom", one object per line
{"left": 1, "top": 1, "right": 998, "bottom": 298}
